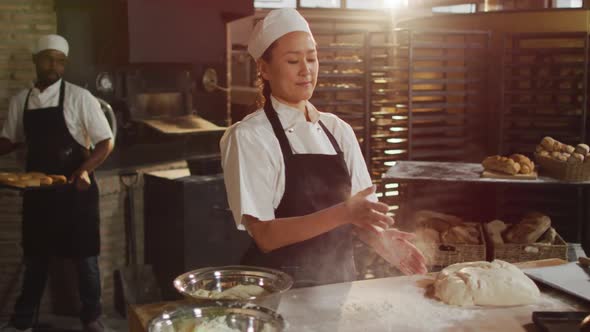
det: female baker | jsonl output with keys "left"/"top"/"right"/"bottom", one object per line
{"left": 220, "top": 8, "right": 427, "bottom": 286}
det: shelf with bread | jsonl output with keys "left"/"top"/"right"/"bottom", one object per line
{"left": 484, "top": 213, "right": 568, "bottom": 263}
{"left": 0, "top": 172, "right": 68, "bottom": 190}
{"left": 499, "top": 32, "right": 588, "bottom": 155}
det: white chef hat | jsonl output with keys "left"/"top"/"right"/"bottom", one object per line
{"left": 34, "top": 34, "right": 69, "bottom": 56}
{"left": 247, "top": 8, "right": 313, "bottom": 60}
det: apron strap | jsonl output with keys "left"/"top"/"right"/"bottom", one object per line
{"left": 23, "top": 89, "right": 32, "bottom": 112}
{"left": 317, "top": 120, "right": 343, "bottom": 154}
{"left": 58, "top": 79, "right": 65, "bottom": 108}
{"left": 263, "top": 99, "right": 293, "bottom": 158}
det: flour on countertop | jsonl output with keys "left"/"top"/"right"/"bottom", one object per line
{"left": 338, "top": 282, "right": 481, "bottom": 332}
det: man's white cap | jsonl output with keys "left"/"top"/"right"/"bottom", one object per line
{"left": 247, "top": 8, "right": 313, "bottom": 60}
{"left": 34, "top": 34, "right": 69, "bottom": 56}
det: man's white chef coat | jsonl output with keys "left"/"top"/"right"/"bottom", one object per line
{"left": 1, "top": 79, "right": 113, "bottom": 149}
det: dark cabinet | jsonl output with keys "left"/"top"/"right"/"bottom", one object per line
{"left": 144, "top": 171, "right": 251, "bottom": 299}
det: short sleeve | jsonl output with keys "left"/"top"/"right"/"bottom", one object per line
{"left": 1, "top": 95, "right": 25, "bottom": 143}
{"left": 339, "top": 121, "right": 377, "bottom": 202}
{"left": 220, "top": 124, "right": 280, "bottom": 229}
{"left": 79, "top": 90, "right": 113, "bottom": 146}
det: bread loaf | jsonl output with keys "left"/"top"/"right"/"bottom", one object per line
{"left": 482, "top": 155, "right": 521, "bottom": 175}
{"left": 510, "top": 154, "right": 534, "bottom": 174}
{"left": 504, "top": 213, "right": 551, "bottom": 244}
{"left": 414, "top": 210, "right": 464, "bottom": 232}
{"left": 486, "top": 220, "right": 507, "bottom": 245}
{"left": 537, "top": 227, "right": 557, "bottom": 244}
{"left": 442, "top": 225, "right": 480, "bottom": 244}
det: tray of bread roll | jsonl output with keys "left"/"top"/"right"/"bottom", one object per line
{"left": 481, "top": 154, "right": 538, "bottom": 180}
{"left": 0, "top": 172, "right": 69, "bottom": 191}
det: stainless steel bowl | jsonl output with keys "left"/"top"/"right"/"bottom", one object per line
{"left": 173, "top": 265, "right": 293, "bottom": 310}
{"left": 147, "top": 302, "right": 285, "bottom": 332}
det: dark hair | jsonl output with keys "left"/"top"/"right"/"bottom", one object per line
{"left": 256, "top": 41, "right": 277, "bottom": 108}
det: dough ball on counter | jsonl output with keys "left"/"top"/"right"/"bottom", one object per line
{"left": 434, "top": 260, "right": 540, "bottom": 307}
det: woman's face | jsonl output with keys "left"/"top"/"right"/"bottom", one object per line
{"left": 260, "top": 31, "right": 318, "bottom": 104}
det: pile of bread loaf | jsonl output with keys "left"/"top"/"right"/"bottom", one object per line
{"left": 482, "top": 154, "right": 535, "bottom": 175}
{"left": 0, "top": 172, "right": 67, "bottom": 188}
{"left": 412, "top": 210, "right": 481, "bottom": 245}
{"left": 485, "top": 212, "right": 557, "bottom": 245}
{"left": 536, "top": 136, "right": 589, "bottom": 164}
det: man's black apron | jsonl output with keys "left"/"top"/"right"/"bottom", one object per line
{"left": 22, "top": 80, "right": 100, "bottom": 258}
{"left": 241, "top": 100, "right": 356, "bottom": 287}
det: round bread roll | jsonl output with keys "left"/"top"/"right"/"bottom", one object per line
{"left": 568, "top": 153, "right": 584, "bottom": 164}
{"left": 48, "top": 174, "right": 67, "bottom": 184}
{"left": 558, "top": 153, "right": 569, "bottom": 162}
{"left": 39, "top": 176, "right": 53, "bottom": 186}
{"left": 575, "top": 144, "right": 590, "bottom": 155}
{"left": 563, "top": 145, "right": 575, "bottom": 154}
{"left": 538, "top": 150, "right": 550, "bottom": 157}
{"left": 550, "top": 151, "right": 562, "bottom": 159}
{"left": 541, "top": 137, "right": 555, "bottom": 151}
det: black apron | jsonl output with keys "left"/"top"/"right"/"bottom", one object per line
{"left": 22, "top": 80, "right": 100, "bottom": 258}
{"left": 241, "top": 100, "right": 356, "bottom": 287}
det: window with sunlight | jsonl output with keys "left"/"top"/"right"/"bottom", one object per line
{"left": 432, "top": 4, "right": 477, "bottom": 13}
{"left": 554, "top": 0, "right": 583, "bottom": 8}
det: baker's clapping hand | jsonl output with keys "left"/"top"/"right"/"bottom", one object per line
{"left": 345, "top": 185, "right": 394, "bottom": 233}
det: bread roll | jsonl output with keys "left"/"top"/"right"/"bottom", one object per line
{"left": 18, "top": 174, "right": 33, "bottom": 181}
{"left": 563, "top": 145, "right": 575, "bottom": 154}
{"left": 486, "top": 220, "right": 507, "bottom": 245}
{"left": 575, "top": 144, "right": 590, "bottom": 155}
{"left": 538, "top": 150, "right": 550, "bottom": 157}
{"left": 567, "top": 153, "right": 584, "bottom": 164}
{"left": 504, "top": 213, "right": 551, "bottom": 244}
{"left": 39, "top": 176, "right": 53, "bottom": 186}
{"left": 26, "top": 172, "right": 46, "bottom": 178}
{"left": 541, "top": 137, "right": 555, "bottom": 151}
{"left": 535, "top": 145, "right": 545, "bottom": 153}
{"left": 482, "top": 155, "right": 521, "bottom": 175}
{"left": 510, "top": 154, "right": 534, "bottom": 174}
{"left": 48, "top": 175, "right": 67, "bottom": 184}
{"left": 442, "top": 225, "right": 480, "bottom": 244}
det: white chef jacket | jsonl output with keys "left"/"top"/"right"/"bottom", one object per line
{"left": 220, "top": 95, "right": 376, "bottom": 230}
{"left": 1, "top": 79, "right": 113, "bottom": 149}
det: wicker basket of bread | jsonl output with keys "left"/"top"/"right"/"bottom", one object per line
{"left": 484, "top": 212, "right": 567, "bottom": 263}
{"left": 535, "top": 136, "right": 590, "bottom": 181}
{"left": 411, "top": 210, "right": 486, "bottom": 268}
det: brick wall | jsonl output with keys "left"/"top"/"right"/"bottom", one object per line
{"left": 0, "top": 0, "right": 56, "bottom": 169}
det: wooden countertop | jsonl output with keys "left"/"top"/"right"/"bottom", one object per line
{"left": 128, "top": 259, "right": 589, "bottom": 332}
